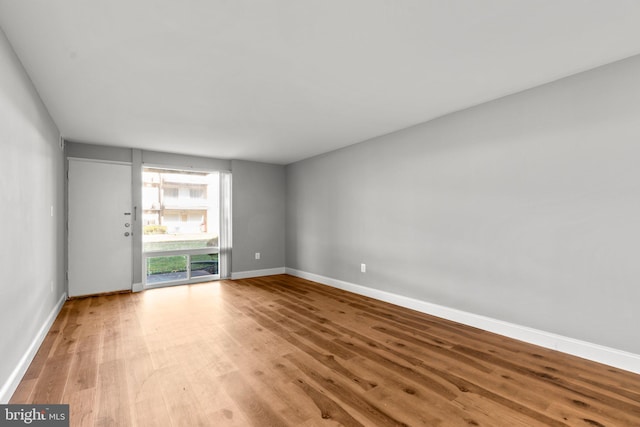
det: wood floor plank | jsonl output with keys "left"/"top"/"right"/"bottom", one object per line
{"left": 8, "top": 378, "right": 36, "bottom": 404}
{"left": 62, "top": 350, "right": 98, "bottom": 399}
{"left": 220, "top": 371, "right": 290, "bottom": 426}
{"left": 65, "top": 388, "right": 96, "bottom": 427}
{"left": 284, "top": 351, "right": 411, "bottom": 427}
{"left": 94, "top": 359, "right": 132, "bottom": 426}
{"left": 21, "top": 313, "right": 67, "bottom": 381}
{"left": 291, "top": 375, "right": 366, "bottom": 427}
{"left": 29, "top": 353, "right": 73, "bottom": 404}
{"left": 354, "top": 353, "right": 486, "bottom": 426}
{"left": 9, "top": 274, "right": 640, "bottom": 426}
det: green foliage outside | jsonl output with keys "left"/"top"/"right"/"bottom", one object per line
{"left": 147, "top": 253, "right": 219, "bottom": 275}
{"left": 147, "top": 255, "right": 187, "bottom": 274}
{"left": 143, "top": 225, "right": 168, "bottom": 235}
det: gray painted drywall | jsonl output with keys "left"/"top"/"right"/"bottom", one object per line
{"left": 0, "top": 28, "right": 64, "bottom": 399}
{"left": 286, "top": 54, "right": 640, "bottom": 355}
{"left": 65, "top": 143, "right": 233, "bottom": 171}
{"left": 65, "top": 141, "right": 133, "bottom": 163}
{"left": 232, "top": 160, "right": 286, "bottom": 273}
{"left": 142, "top": 150, "right": 231, "bottom": 172}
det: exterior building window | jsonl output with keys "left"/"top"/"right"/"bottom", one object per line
{"left": 164, "top": 187, "right": 179, "bottom": 200}
{"left": 189, "top": 188, "right": 205, "bottom": 199}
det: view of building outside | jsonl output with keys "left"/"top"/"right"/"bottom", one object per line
{"left": 142, "top": 168, "right": 220, "bottom": 283}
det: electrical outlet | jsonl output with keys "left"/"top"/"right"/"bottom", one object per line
{"left": 361, "top": 263, "right": 366, "bottom": 273}
{"left": 255, "top": 252, "right": 261, "bottom": 260}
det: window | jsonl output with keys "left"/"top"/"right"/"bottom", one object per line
{"left": 163, "top": 187, "right": 179, "bottom": 200}
{"left": 189, "top": 188, "right": 205, "bottom": 200}
{"left": 142, "top": 167, "right": 229, "bottom": 286}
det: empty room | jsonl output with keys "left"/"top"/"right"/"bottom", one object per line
{"left": 1, "top": 1, "right": 640, "bottom": 426}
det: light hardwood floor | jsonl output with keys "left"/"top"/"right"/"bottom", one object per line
{"left": 11, "top": 275, "right": 640, "bottom": 426}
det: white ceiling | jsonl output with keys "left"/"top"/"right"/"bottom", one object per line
{"left": 2, "top": 1, "right": 640, "bottom": 164}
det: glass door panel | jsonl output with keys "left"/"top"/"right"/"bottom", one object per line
{"left": 142, "top": 168, "right": 219, "bottom": 252}
{"left": 146, "top": 255, "right": 188, "bottom": 284}
{"left": 142, "top": 167, "right": 222, "bottom": 286}
{"left": 190, "top": 253, "right": 219, "bottom": 277}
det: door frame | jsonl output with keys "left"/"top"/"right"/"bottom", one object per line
{"left": 67, "top": 157, "right": 133, "bottom": 296}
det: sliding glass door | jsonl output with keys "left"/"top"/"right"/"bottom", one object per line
{"left": 142, "top": 167, "right": 230, "bottom": 287}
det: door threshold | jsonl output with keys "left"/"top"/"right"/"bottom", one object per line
{"left": 67, "top": 289, "right": 132, "bottom": 300}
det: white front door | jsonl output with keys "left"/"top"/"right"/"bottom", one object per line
{"left": 68, "top": 159, "right": 132, "bottom": 297}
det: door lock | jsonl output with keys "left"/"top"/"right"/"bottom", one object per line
{"left": 125, "top": 223, "right": 130, "bottom": 227}
{"left": 124, "top": 232, "right": 130, "bottom": 237}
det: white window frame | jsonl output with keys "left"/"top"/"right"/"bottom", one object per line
{"left": 141, "top": 165, "right": 231, "bottom": 289}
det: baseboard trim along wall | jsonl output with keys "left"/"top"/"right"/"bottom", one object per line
{"left": 285, "top": 268, "right": 640, "bottom": 375}
{"left": 0, "top": 292, "right": 67, "bottom": 404}
{"left": 231, "top": 267, "right": 286, "bottom": 280}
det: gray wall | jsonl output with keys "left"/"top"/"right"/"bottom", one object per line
{"left": 286, "top": 54, "right": 640, "bottom": 354}
{"left": 0, "top": 28, "right": 64, "bottom": 400}
{"left": 65, "top": 141, "right": 132, "bottom": 163}
{"left": 232, "top": 160, "right": 286, "bottom": 273}
{"left": 142, "top": 150, "right": 231, "bottom": 172}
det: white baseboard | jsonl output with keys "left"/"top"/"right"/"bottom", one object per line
{"left": 0, "top": 292, "right": 67, "bottom": 403}
{"left": 285, "top": 268, "right": 640, "bottom": 375}
{"left": 231, "top": 267, "right": 286, "bottom": 280}
{"left": 132, "top": 282, "right": 144, "bottom": 293}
